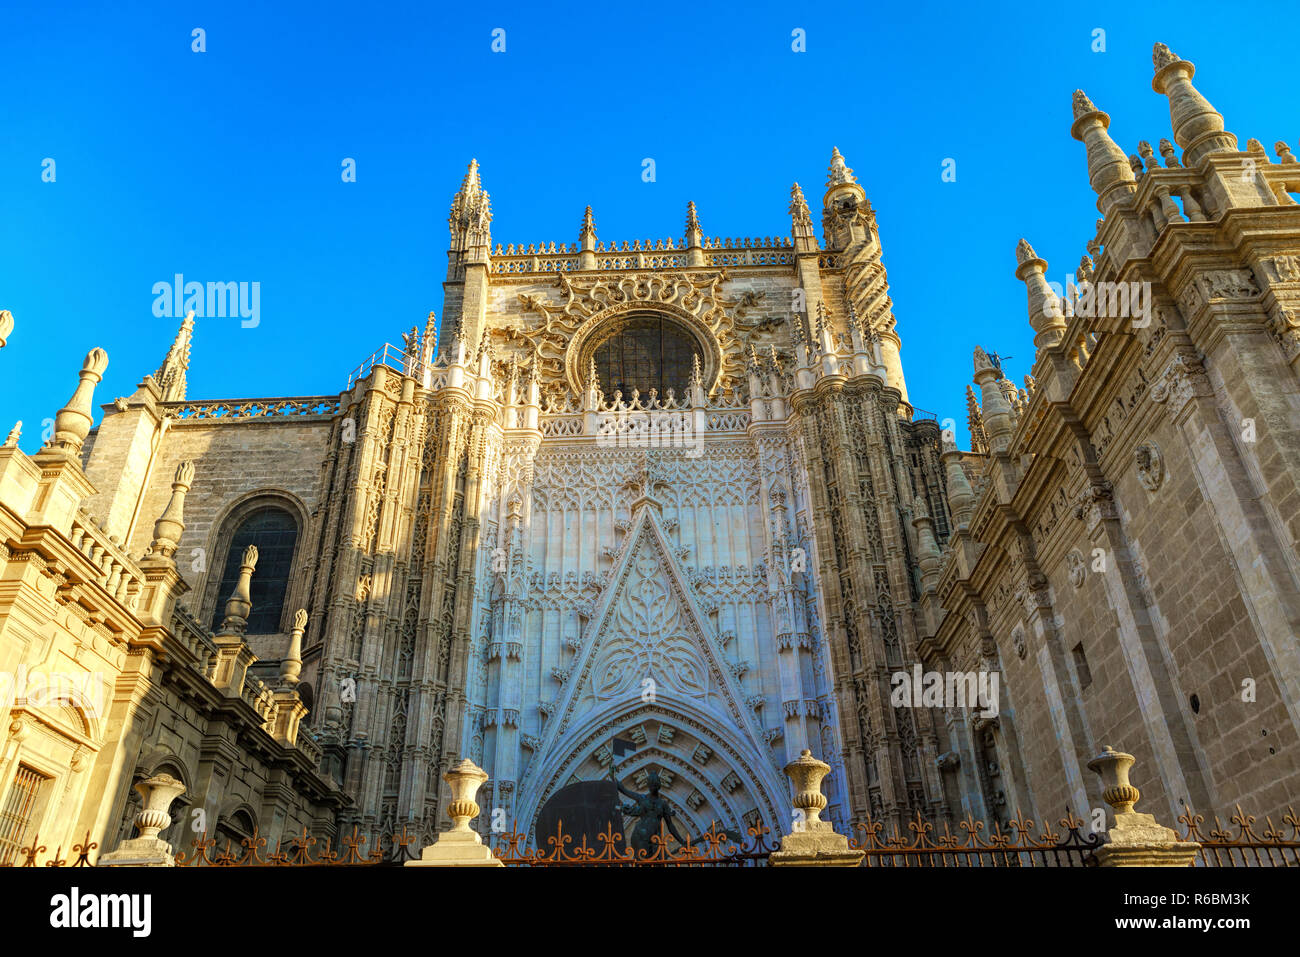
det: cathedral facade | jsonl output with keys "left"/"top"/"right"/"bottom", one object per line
{"left": 0, "top": 42, "right": 1297, "bottom": 861}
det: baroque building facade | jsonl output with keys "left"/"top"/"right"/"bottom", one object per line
{"left": 0, "top": 41, "right": 1296, "bottom": 860}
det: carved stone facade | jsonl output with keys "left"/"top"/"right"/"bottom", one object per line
{"left": 922, "top": 44, "right": 1300, "bottom": 829}
{"left": 3, "top": 41, "right": 1298, "bottom": 857}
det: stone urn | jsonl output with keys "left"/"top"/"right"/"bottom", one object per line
{"left": 100, "top": 772, "right": 187, "bottom": 866}
{"left": 784, "top": 749, "right": 831, "bottom": 828}
{"left": 134, "top": 773, "right": 187, "bottom": 841}
{"left": 1086, "top": 745, "right": 1140, "bottom": 814}
{"left": 443, "top": 758, "right": 490, "bottom": 833}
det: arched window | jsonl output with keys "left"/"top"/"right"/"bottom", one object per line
{"left": 591, "top": 315, "right": 697, "bottom": 399}
{"left": 210, "top": 507, "right": 299, "bottom": 633}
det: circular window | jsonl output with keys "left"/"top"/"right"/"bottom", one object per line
{"left": 587, "top": 315, "right": 699, "bottom": 400}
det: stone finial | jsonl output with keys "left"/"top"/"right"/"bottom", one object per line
{"left": 1158, "top": 138, "right": 1182, "bottom": 168}
{"left": 155, "top": 311, "right": 195, "bottom": 402}
{"left": 1014, "top": 239, "right": 1065, "bottom": 351}
{"left": 1246, "top": 138, "right": 1266, "bottom": 154}
{"left": 218, "top": 545, "right": 259, "bottom": 635}
{"left": 579, "top": 205, "right": 596, "bottom": 240}
{"left": 1275, "top": 141, "right": 1297, "bottom": 164}
{"left": 826, "top": 146, "right": 857, "bottom": 187}
{"left": 3, "top": 421, "right": 19, "bottom": 448}
{"left": 1071, "top": 91, "right": 1136, "bottom": 210}
{"left": 0, "top": 309, "right": 13, "bottom": 348}
{"left": 1072, "top": 89, "right": 1099, "bottom": 120}
{"left": 280, "top": 609, "right": 306, "bottom": 686}
{"left": 1128, "top": 154, "right": 1145, "bottom": 178}
{"left": 50, "top": 348, "right": 109, "bottom": 456}
{"left": 1151, "top": 42, "right": 1235, "bottom": 166}
{"left": 685, "top": 200, "right": 701, "bottom": 233}
{"left": 789, "top": 183, "right": 813, "bottom": 226}
{"left": 1138, "top": 140, "right": 1159, "bottom": 172}
{"left": 1152, "top": 42, "right": 1179, "bottom": 71}
{"left": 973, "top": 346, "right": 996, "bottom": 376}
{"left": 146, "top": 460, "right": 196, "bottom": 560}
{"left": 1078, "top": 255, "right": 1094, "bottom": 282}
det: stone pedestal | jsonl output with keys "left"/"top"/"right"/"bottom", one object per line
{"left": 100, "top": 773, "right": 186, "bottom": 867}
{"left": 769, "top": 749, "right": 864, "bottom": 867}
{"left": 1087, "top": 745, "right": 1200, "bottom": 867}
{"left": 406, "top": 758, "right": 503, "bottom": 867}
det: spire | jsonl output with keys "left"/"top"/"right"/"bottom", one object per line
{"left": 941, "top": 434, "right": 976, "bottom": 527}
{"left": 218, "top": 545, "right": 259, "bottom": 636}
{"left": 49, "top": 348, "right": 109, "bottom": 457}
{"left": 911, "top": 496, "right": 942, "bottom": 591}
{"left": 155, "top": 311, "right": 194, "bottom": 402}
{"left": 973, "top": 348, "right": 1014, "bottom": 452}
{"left": 965, "top": 385, "right": 987, "bottom": 455}
{"left": 826, "top": 147, "right": 857, "bottom": 187}
{"left": 789, "top": 183, "right": 817, "bottom": 252}
{"left": 684, "top": 201, "right": 704, "bottom": 265}
{"left": 789, "top": 183, "right": 812, "bottom": 225}
{"left": 1014, "top": 239, "right": 1066, "bottom": 352}
{"left": 1151, "top": 43, "right": 1235, "bottom": 167}
{"left": 580, "top": 205, "right": 596, "bottom": 240}
{"left": 1070, "top": 90, "right": 1136, "bottom": 214}
{"left": 449, "top": 158, "right": 492, "bottom": 262}
{"left": 145, "top": 460, "right": 195, "bottom": 561}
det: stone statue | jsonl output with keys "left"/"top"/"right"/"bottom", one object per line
{"left": 610, "top": 767, "right": 689, "bottom": 857}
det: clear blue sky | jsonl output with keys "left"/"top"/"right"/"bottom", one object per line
{"left": 2, "top": 0, "right": 1295, "bottom": 452}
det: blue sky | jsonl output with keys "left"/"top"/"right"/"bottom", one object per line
{"left": 2, "top": 0, "right": 1295, "bottom": 451}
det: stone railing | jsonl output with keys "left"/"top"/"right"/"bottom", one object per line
{"left": 68, "top": 511, "right": 143, "bottom": 609}
{"left": 489, "top": 235, "right": 796, "bottom": 274}
{"left": 170, "top": 607, "right": 218, "bottom": 675}
{"left": 165, "top": 397, "right": 341, "bottom": 421}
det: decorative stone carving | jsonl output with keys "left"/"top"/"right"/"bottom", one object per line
{"left": 1010, "top": 624, "right": 1027, "bottom": 661}
{"left": 1134, "top": 442, "right": 1164, "bottom": 492}
{"left": 1149, "top": 351, "right": 1206, "bottom": 411}
{"left": 1267, "top": 256, "right": 1300, "bottom": 283}
{"left": 1067, "top": 550, "right": 1087, "bottom": 590}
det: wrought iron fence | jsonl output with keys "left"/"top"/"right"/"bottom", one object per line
{"left": 9, "top": 805, "right": 1299, "bottom": 867}
{"left": 1178, "top": 805, "right": 1300, "bottom": 867}
{"left": 850, "top": 810, "right": 1103, "bottom": 867}
{"left": 492, "top": 821, "right": 776, "bottom": 867}
{"left": 0, "top": 828, "right": 419, "bottom": 867}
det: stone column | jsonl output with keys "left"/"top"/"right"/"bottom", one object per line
{"left": 769, "top": 750, "right": 864, "bottom": 867}
{"left": 99, "top": 774, "right": 187, "bottom": 867}
{"left": 1086, "top": 745, "right": 1200, "bottom": 867}
{"left": 405, "top": 759, "right": 502, "bottom": 867}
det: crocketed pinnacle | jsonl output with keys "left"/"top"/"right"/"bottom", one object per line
{"left": 826, "top": 147, "right": 856, "bottom": 187}
{"left": 155, "top": 311, "right": 194, "bottom": 402}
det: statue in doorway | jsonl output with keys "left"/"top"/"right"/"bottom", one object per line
{"left": 610, "top": 767, "right": 689, "bottom": 857}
